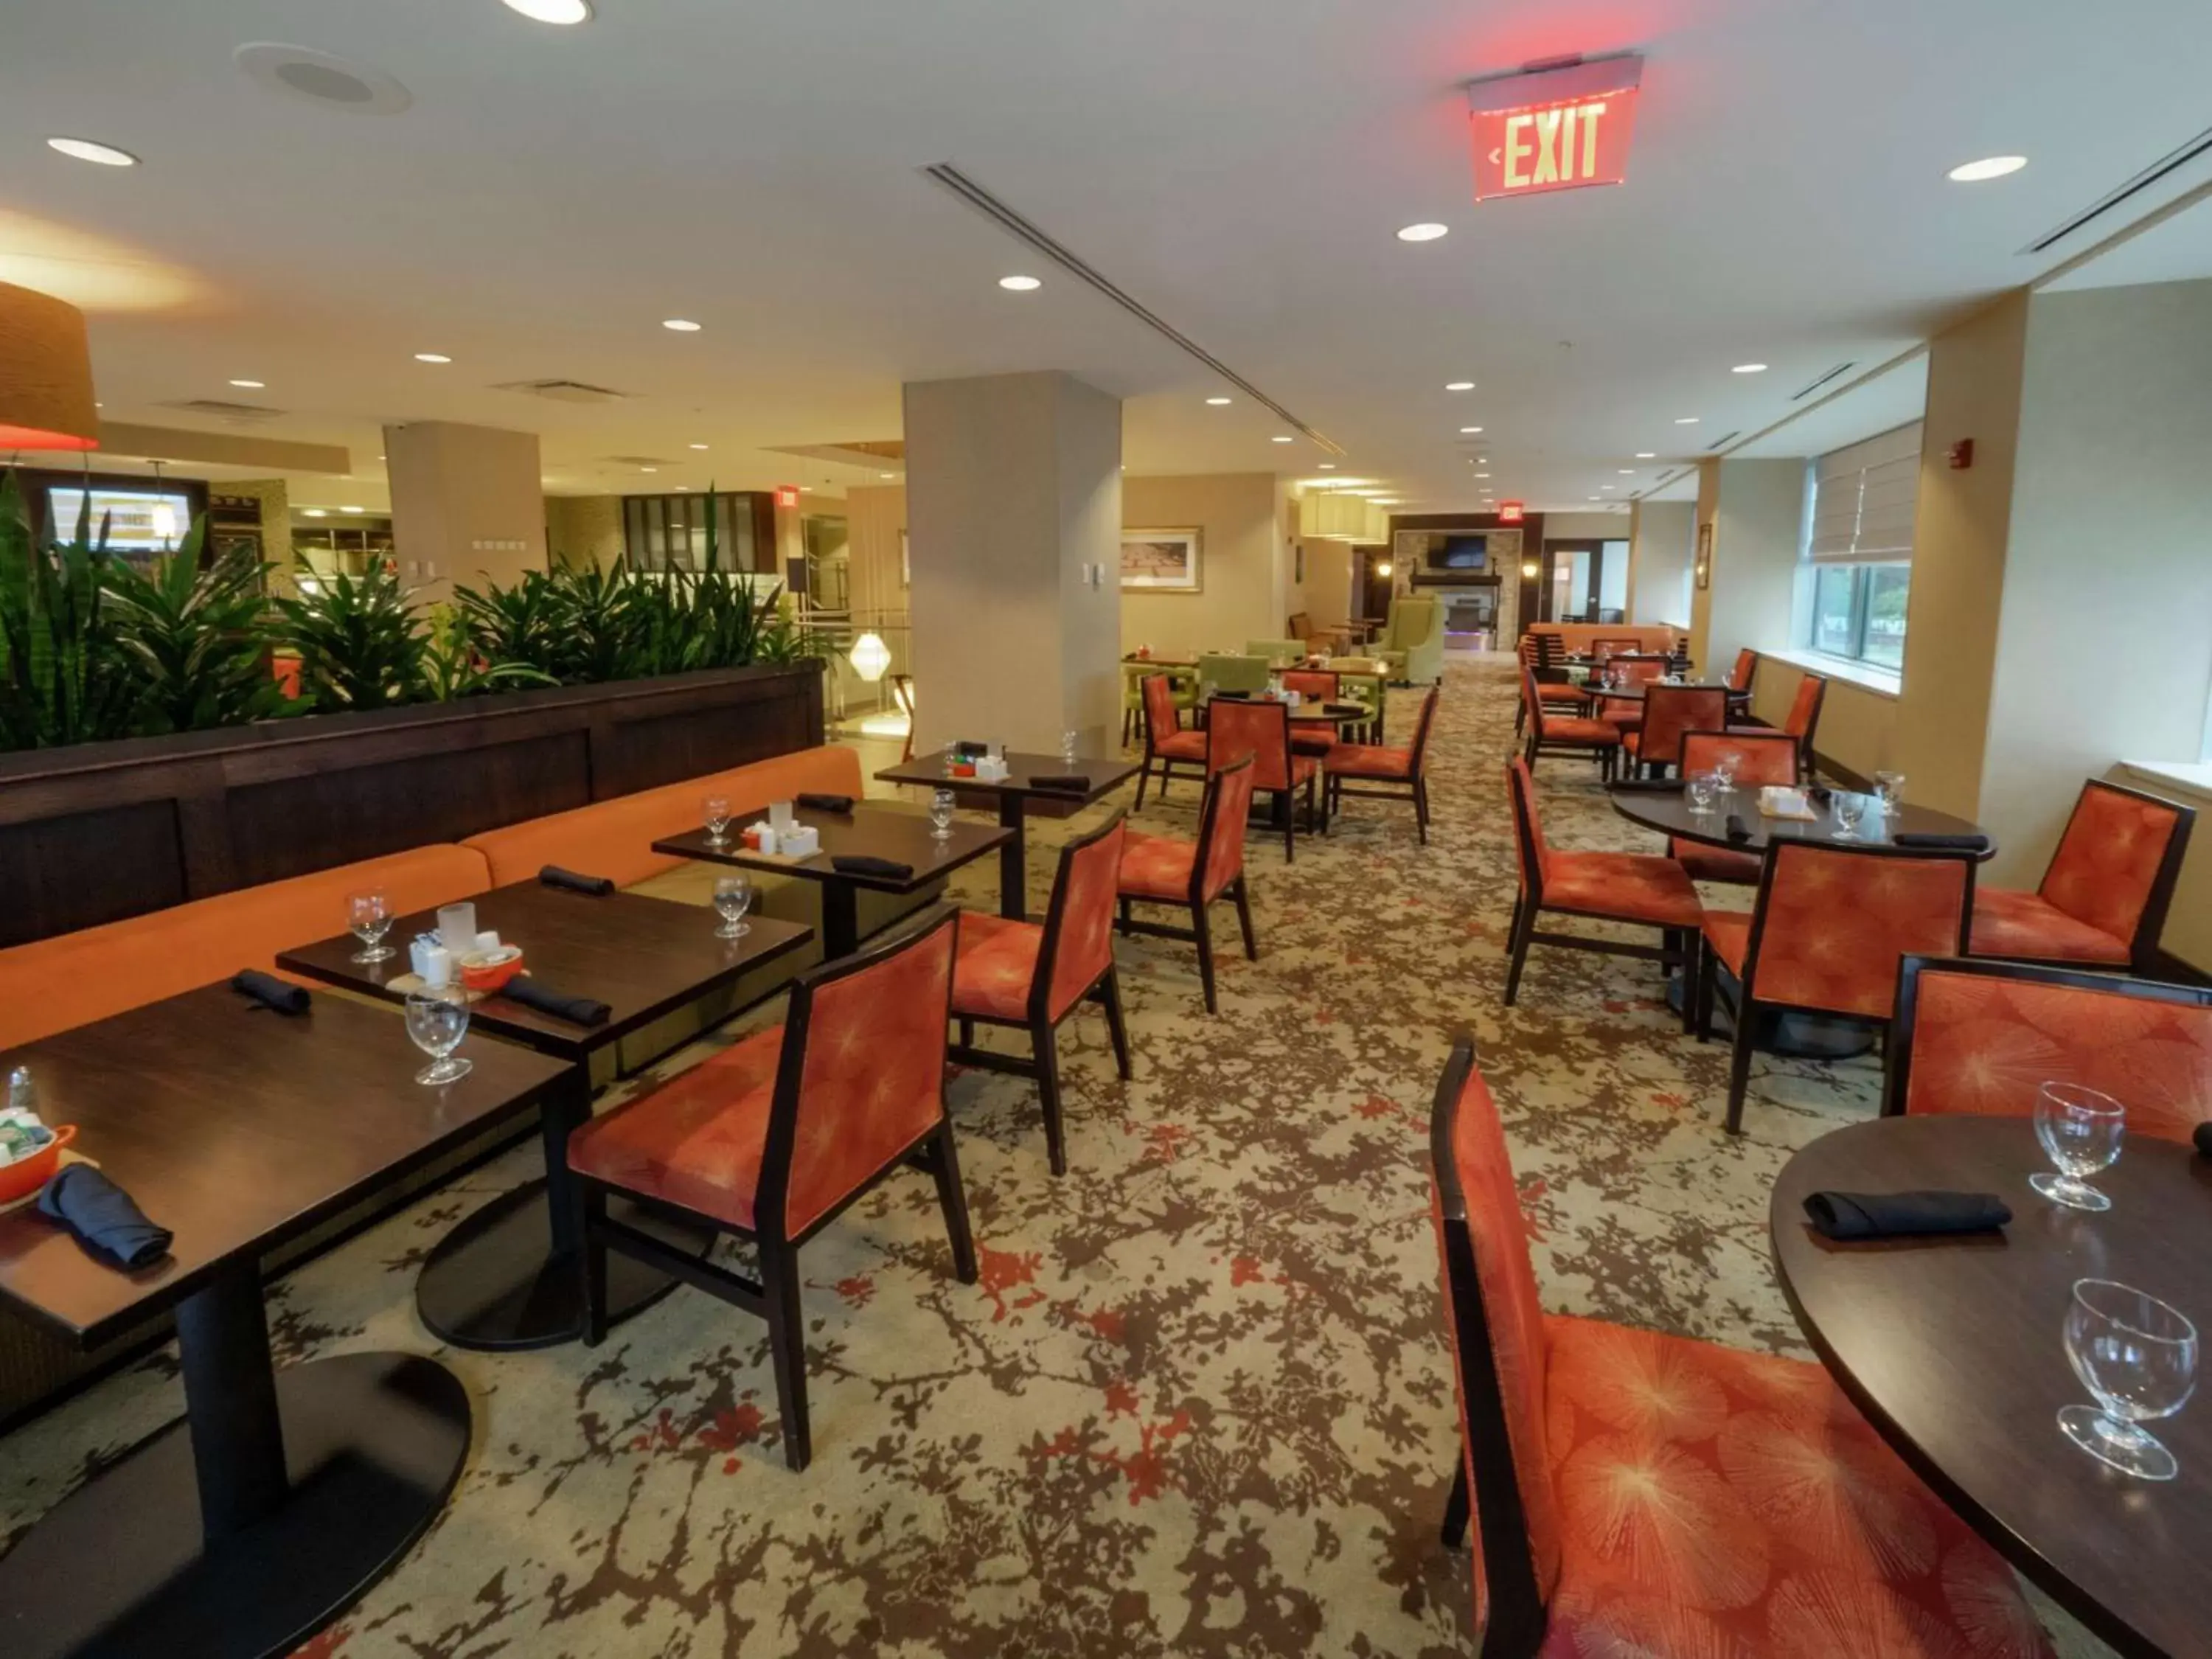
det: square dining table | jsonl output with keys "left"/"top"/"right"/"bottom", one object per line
{"left": 0, "top": 982, "right": 572, "bottom": 1659}
{"left": 279, "top": 880, "right": 812, "bottom": 1352}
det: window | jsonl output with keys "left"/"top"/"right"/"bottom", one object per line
{"left": 1800, "top": 422, "right": 1921, "bottom": 671}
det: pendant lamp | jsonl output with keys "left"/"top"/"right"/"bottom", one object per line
{"left": 0, "top": 280, "right": 99, "bottom": 452}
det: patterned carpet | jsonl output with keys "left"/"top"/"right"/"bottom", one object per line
{"left": 0, "top": 654, "right": 2097, "bottom": 1658}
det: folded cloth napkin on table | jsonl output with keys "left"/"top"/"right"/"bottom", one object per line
{"left": 2194, "top": 1123, "right": 2212, "bottom": 1159}
{"left": 38, "top": 1164, "right": 173, "bottom": 1269}
{"left": 1028, "top": 775, "right": 1092, "bottom": 795}
{"left": 832, "top": 855, "right": 914, "bottom": 880}
{"left": 540, "top": 864, "right": 615, "bottom": 897}
{"left": 501, "top": 974, "right": 611, "bottom": 1028}
{"left": 796, "top": 793, "right": 855, "bottom": 813}
{"left": 1804, "top": 1189, "right": 2011, "bottom": 1241}
{"left": 232, "top": 968, "right": 310, "bottom": 1015}
{"left": 1725, "top": 813, "right": 1755, "bottom": 844}
{"left": 1893, "top": 831, "right": 1991, "bottom": 852}
{"left": 1211, "top": 689, "right": 1253, "bottom": 700}
{"left": 1324, "top": 703, "right": 1367, "bottom": 717}
{"left": 951, "top": 740, "right": 989, "bottom": 757}
{"left": 1610, "top": 778, "right": 1685, "bottom": 794}
{"left": 1807, "top": 785, "right": 1833, "bottom": 806}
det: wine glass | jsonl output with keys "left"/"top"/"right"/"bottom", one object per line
{"left": 703, "top": 795, "right": 733, "bottom": 847}
{"left": 1060, "top": 729, "right": 1079, "bottom": 765}
{"left": 347, "top": 890, "right": 394, "bottom": 964}
{"left": 1831, "top": 791, "right": 1867, "bottom": 840}
{"left": 404, "top": 991, "right": 472, "bottom": 1086}
{"left": 929, "top": 788, "right": 956, "bottom": 841}
{"left": 1686, "top": 771, "right": 1719, "bottom": 816}
{"left": 2060, "top": 1279, "right": 2197, "bottom": 1481}
{"left": 712, "top": 874, "right": 753, "bottom": 939}
{"left": 1874, "top": 771, "right": 1906, "bottom": 812}
{"left": 2032, "top": 1081, "right": 2124, "bottom": 1211}
{"left": 1713, "top": 749, "right": 1742, "bottom": 793}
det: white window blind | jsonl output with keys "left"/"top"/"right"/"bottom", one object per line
{"left": 1808, "top": 422, "right": 1922, "bottom": 563}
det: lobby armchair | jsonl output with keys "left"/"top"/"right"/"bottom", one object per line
{"left": 1376, "top": 596, "right": 1444, "bottom": 686}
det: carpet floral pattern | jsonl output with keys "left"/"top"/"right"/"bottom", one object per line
{"left": 0, "top": 655, "right": 2095, "bottom": 1658}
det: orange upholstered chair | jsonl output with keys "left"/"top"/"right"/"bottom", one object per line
{"left": 1519, "top": 668, "right": 1620, "bottom": 779}
{"left": 1327, "top": 686, "right": 1439, "bottom": 843}
{"left": 1279, "top": 669, "right": 1340, "bottom": 757}
{"left": 1504, "top": 758, "right": 1702, "bottom": 1023}
{"left": 1968, "top": 779, "right": 2195, "bottom": 974}
{"left": 1772, "top": 671, "right": 1828, "bottom": 776}
{"left": 1207, "top": 696, "right": 1321, "bottom": 860}
{"left": 1116, "top": 755, "right": 1259, "bottom": 1013}
{"left": 1133, "top": 672, "right": 1208, "bottom": 810}
{"left": 1428, "top": 1034, "right": 2055, "bottom": 1659}
{"left": 1515, "top": 635, "right": 1591, "bottom": 738}
{"left": 1727, "top": 646, "right": 1759, "bottom": 695}
{"left": 1699, "top": 841, "right": 1976, "bottom": 1134}
{"left": 1590, "top": 636, "right": 1641, "bottom": 662}
{"left": 949, "top": 813, "right": 1130, "bottom": 1175}
{"left": 1590, "top": 653, "right": 1669, "bottom": 731}
{"left": 1621, "top": 684, "right": 1728, "bottom": 778}
{"left": 567, "top": 906, "right": 975, "bottom": 1471}
{"left": 1885, "top": 954, "right": 2212, "bottom": 1143}
{"left": 1668, "top": 729, "right": 1801, "bottom": 886}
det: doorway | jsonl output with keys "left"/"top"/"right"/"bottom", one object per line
{"left": 1540, "top": 539, "right": 1631, "bottom": 624}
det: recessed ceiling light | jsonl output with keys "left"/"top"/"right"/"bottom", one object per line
{"left": 303, "top": 509, "right": 328, "bottom": 518}
{"left": 1398, "top": 223, "right": 1450, "bottom": 243}
{"left": 1618, "top": 469, "right": 1637, "bottom": 475}
{"left": 1588, "top": 495, "right": 1601, "bottom": 501}
{"left": 229, "top": 379, "right": 265, "bottom": 389}
{"left": 689, "top": 442, "right": 709, "bottom": 450}
{"left": 341, "top": 504, "right": 365, "bottom": 512}
{"left": 662, "top": 319, "right": 702, "bottom": 332}
{"left": 1635, "top": 452, "right": 1656, "bottom": 459}
{"left": 1732, "top": 363, "right": 1769, "bottom": 375}
{"left": 1948, "top": 155, "right": 2027, "bottom": 183}
{"left": 1458, "top": 426, "right": 1483, "bottom": 435}
{"left": 672, "top": 486, "right": 689, "bottom": 493}
{"left": 1445, "top": 381, "right": 1475, "bottom": 392}
{"left": 1318, "top": 463, "right": 1335, "bottom": 470}
{"left": 880, "top": 471, "right": 896, "bottom": 479}
{"left": 1205, "top": 396, "right": 1232, "bottom": 406}
{"left": 1474, "top": 472, "right": 1491, "bottom": 479}
{"left": 1674, "top": 416, "right": 1699, "bottom": 425}
{"left": 1271, "top": 435, "right": 1294, "bottom": 444}
{"left": 640, "top": 467, "right": 657, "bottom": 473}
{"left": 414, "top": 352, "right": 451, "bottom": 364}
{"left": 502, "top": 0, "right": 593, "bottom": 21}
{"left": 46, "top": 136, "right": 140, "bottom": 167}
{"left": 998, "top": 275, "right": 1042, "bottom": 291}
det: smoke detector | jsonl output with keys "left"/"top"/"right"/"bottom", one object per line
{"left": 235, "top": 44, "right": 413, "bottom": 115}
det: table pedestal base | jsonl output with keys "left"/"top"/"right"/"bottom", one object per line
{"left": 417, "top": 1177, "right": 712, "bottom": 1351}
{"left": 0, "top": 1351, "right": 467, "bottom": 1659}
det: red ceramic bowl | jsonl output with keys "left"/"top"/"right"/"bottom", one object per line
{"left": 459, "top": 947, "right": 524, "bottom": 993}
{"left": 0, "top": 1124, "right": 77, "bottom": 1206}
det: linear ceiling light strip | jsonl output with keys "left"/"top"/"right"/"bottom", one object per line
{"left": 922, "top": 163, "right": 1346, "bottom": 456}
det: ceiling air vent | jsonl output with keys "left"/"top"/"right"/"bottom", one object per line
{"left": 2026, "top": 122, "right": 2212, "bottom": 254}
{"left": 1706, "top": 431, "right": 1742, "bottom": 451}
{"left": 1791, "top": 362, "right": 1856, "bottom": 402}
{"left": 158, "top": 398, "right": 285, "bottom": 424}
{"left": 497, "top": 379, "right": 628, "bottom": 405}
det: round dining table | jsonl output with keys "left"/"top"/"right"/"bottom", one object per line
{"left": 1772, "top": 1116, "right": 2212, "bottom": 1659}
{"left": 1610, "top": 782, "right": 1997, "bottom": 859}
{"left": 1585, "top": 678, "right": 1751, "bottom": 706}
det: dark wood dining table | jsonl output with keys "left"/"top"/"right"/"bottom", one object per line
{"left": 872, "top": 751, "right": 1141, "bottom": 922}
{"left": 1772, "top": 1115, "right": 2212, "bottom": 1659}
{"left": 0, "top": 983, "right": 572, "bottom": 1659}
{"left": 1585, "top": 678, "right": 1751, "bottom": 706}
{"left": 280, "top": 880, "right": 812, "bottom": 1352}
{"left": 1610, "top": 782, "right": 1996, "bottom": 858}
{"left": 654, "top": 801, "right": 1010, "bottom": 959}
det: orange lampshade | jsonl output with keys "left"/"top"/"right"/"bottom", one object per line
{"left": 0, "top": 279, "right": 99, "bottom": 451}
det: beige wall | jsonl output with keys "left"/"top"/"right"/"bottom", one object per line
{"left": 1747, "top": 657, "right": 1897, "bottom": 784}
{"left": 1691, "top": 457, "right": 1806, "bottom": 675}
{"left": 845, "top": 484, "right": 907, "bottom": 622}
{"left": 1630, "top": 499, "right": 1695, "bottom": 627}
{"left": 543, "top": 494, "right": 624, "bottom": 570}
{"left": 1121, "top": 471, "right": 1285, "bottom": 657}
{"left": 385, "top": 420, "right": 546, "bottom": 605}
{"left": 1887, "top": 291, "right": 2030, "bottom": 823}
{"left": 1303, "top": 539, "right": 1357, "bottom": 630}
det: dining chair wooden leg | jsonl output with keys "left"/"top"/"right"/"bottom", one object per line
{"left": 1414, "top": 776, "right": 1431, "bottom": 844}
{"left": 1441, "top": 1456, "right": 1470, "bottom": 1549}
{"left": 924, "top": 1126, "right": 979, "bottom": 1283}
{"left": 1033, "top": 1020, "right": 1069, "bottom": 1177}
{"left": 959, "top": 1015, "right": 975, "bottom": 1050}
{"left": 1696, "top": 949, "right": 1718, "bottom": 1043}
{"left": 1122, "top": 709, "right": 1135, "bottom": 746}
{"left": 1231, "top": 876, "right": 1258, "bottom": 960}
{"left": 1279, "top": 790, "right": 1295, "bottom": 863}
{"left": 1116, "top": 896, "right": 1134, "bottom": 937}
{"left": 1678, "top": 933, "right": 1702, "bottom": 1037}
{"left": 1501, "top": 898, "right": 1538, "bottom": 1006}
{"left": 759, "top": 1238, "right": 812, "bottom": 1471}
{"left": 1723, "top": 1000, "right": 1759, "bottom": 1136}
{"left": 1193, "top": 900, "right": 1219, "bottom": 1014}
{"left": 577, "top": 1185, "right": 609, "bottom": 1347}
{"left": 1135, "top": 759, "right": 1152, "bottom": 811}
{"left": 1099, "top": 968, "right": 1133, "bottom": 1077}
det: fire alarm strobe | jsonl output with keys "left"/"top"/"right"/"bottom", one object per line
{"left": 1467, "top": 55, "right": 1644, "bottom": 202}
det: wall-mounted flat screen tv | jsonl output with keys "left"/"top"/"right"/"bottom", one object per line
{"left": 46, "top": 487, "right": 195, "bottom": 557}
{"left": 1428, "top": 533, "right": 1489, "bottom": 571}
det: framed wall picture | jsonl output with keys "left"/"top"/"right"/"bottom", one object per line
{"left": 1694, "top": 522, "right": 1714, "bottom": 591}
{"left": 1121, "top": 526, "right": 1203, "bottom": 594}
{"left": 1294, "top": 543, "right": 1305, "bottom": 584}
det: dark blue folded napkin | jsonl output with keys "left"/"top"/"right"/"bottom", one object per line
{"left": 1725, "top": 813, "right": 1754, "bottom": 844}
{"left": 232, "top": 969, "right": 310, "bottom": 1015}
{"left": 1895, "top": 832, "right": 1991, "bottom": 852}
{"left": 38, "top": 1164, "right": 173, "bottom": 1269}
{"left": 1805, "top": 1189, "right": 2011, "bottom": 1241}
{"left": 833, "top": 855, "right": 914, "bottom": 880}
{"left": 796, "top": 793, "right": 855, "bottom": 813}
{"left": 1028, "top": 775, "right": 1092, "bottom": 795}
{"left": 540, "top": 864, "right": 615, "bottom": 896}
{"left": 501, "top": 975, "right": 611, "bottom": 1028}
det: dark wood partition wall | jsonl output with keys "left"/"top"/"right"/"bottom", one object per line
{"left": 0, "top": 662, "right": 825, "bottom": 948}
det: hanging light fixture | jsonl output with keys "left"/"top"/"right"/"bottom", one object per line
{"left": 849, "top": 632, "right": 893, "bottom": 683}
{"left": 147, "top": 459, "right": 178, "bottom": 545}
{"left": 0, "top": 280, "right": 100, "bottom": 451}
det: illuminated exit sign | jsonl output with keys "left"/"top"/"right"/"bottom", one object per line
{"left": 1467, "top": 55, "right": 1643, "bottom": 203}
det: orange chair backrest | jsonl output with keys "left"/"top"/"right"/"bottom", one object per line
{"left": 1280, "top": 669, "right": 1338, "bottom": 701}
{"left": 1430, "top": 1038, "right": 1565, "bottom": 1636}
{"left": 1745, "top": 843, "right": 1972, "bottom": 1020}
{"left": 1609, "top": 654, "right": 1669, "bottom": 687}
{"left": 1141, "top": 673, "right": 1181, "bottom": 748}
{"left": 1890, "top": 958, "right": 2212, "bottom": 1144}
{"left": 1042, "top": 814, "right": 1127, "bottom": 1021}
{"left": 1784, "top": 672, "right": 1826, "bottom": 739}
{"left": 1728, "top": 647, "right": 1758, "bottom": 693}
{"left": 2039, "top": 780, "right": 2192, "bottom": 947}
{"left": 1407, "top": 686, "right": 1442, "bottom": 769}
{"left": 766, "top": 907, "right": 959, "bottom": 1237}
{"left": 1197, "top": 757, "right": 1259, "bottom": 901}
{"left": 1680, "top": 729, "right": 1798, "bottom": 787}
{"left": 1505, "top": 757, "right": 1550, "bottom": 894}
{"left": 1634, "top": 686, "right": 1730, "bottom": 771}
{"left": 1591, "top": 637, "right": 1639, "bottom": 663}
{"left": 1206, "top": 698, "right": 1293, "bottom": 790}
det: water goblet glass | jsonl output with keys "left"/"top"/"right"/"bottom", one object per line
{"left": 347, "top": 889, "right": 395, "bottom": 964}
{"left": 1874, "top": 770, "right": 1906, "bottom": 812}
{"left": 1060, "top": 729, "right": 1079, "bottom": 765}
{"left": 2060, "top": 1278, "right": 2197, "bottom": 1481}
{"left": 703, "top": 795, "right": 733, "bottom": 846}
{"left": 930, "top": 787, "right": 956, "bottom": 841}
{"left": 1831, "top": 790, "right": 1868, "bottom": 840}
{"left": 1686, "top": 771, "right": 1720, "bottom": 816}
{"left": 404, "top": 990, "right": 473, "bottom": 1086}
{"left": 2032, "top": 1081, "right": 2125, "bottom": 1211}
{"left": 1714, "top": 749, "right": 1742, "bottom": 793}
{"left": 712, "top": 874, "right": 753, "bottom": 940}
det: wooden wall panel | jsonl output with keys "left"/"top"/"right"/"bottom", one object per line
{"left": 0, "top": 802, "right": 185, "bottom": 949}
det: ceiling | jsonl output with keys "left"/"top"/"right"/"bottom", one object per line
{"left": 4, "top": 0, "right": 2210, "bottom": 516}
